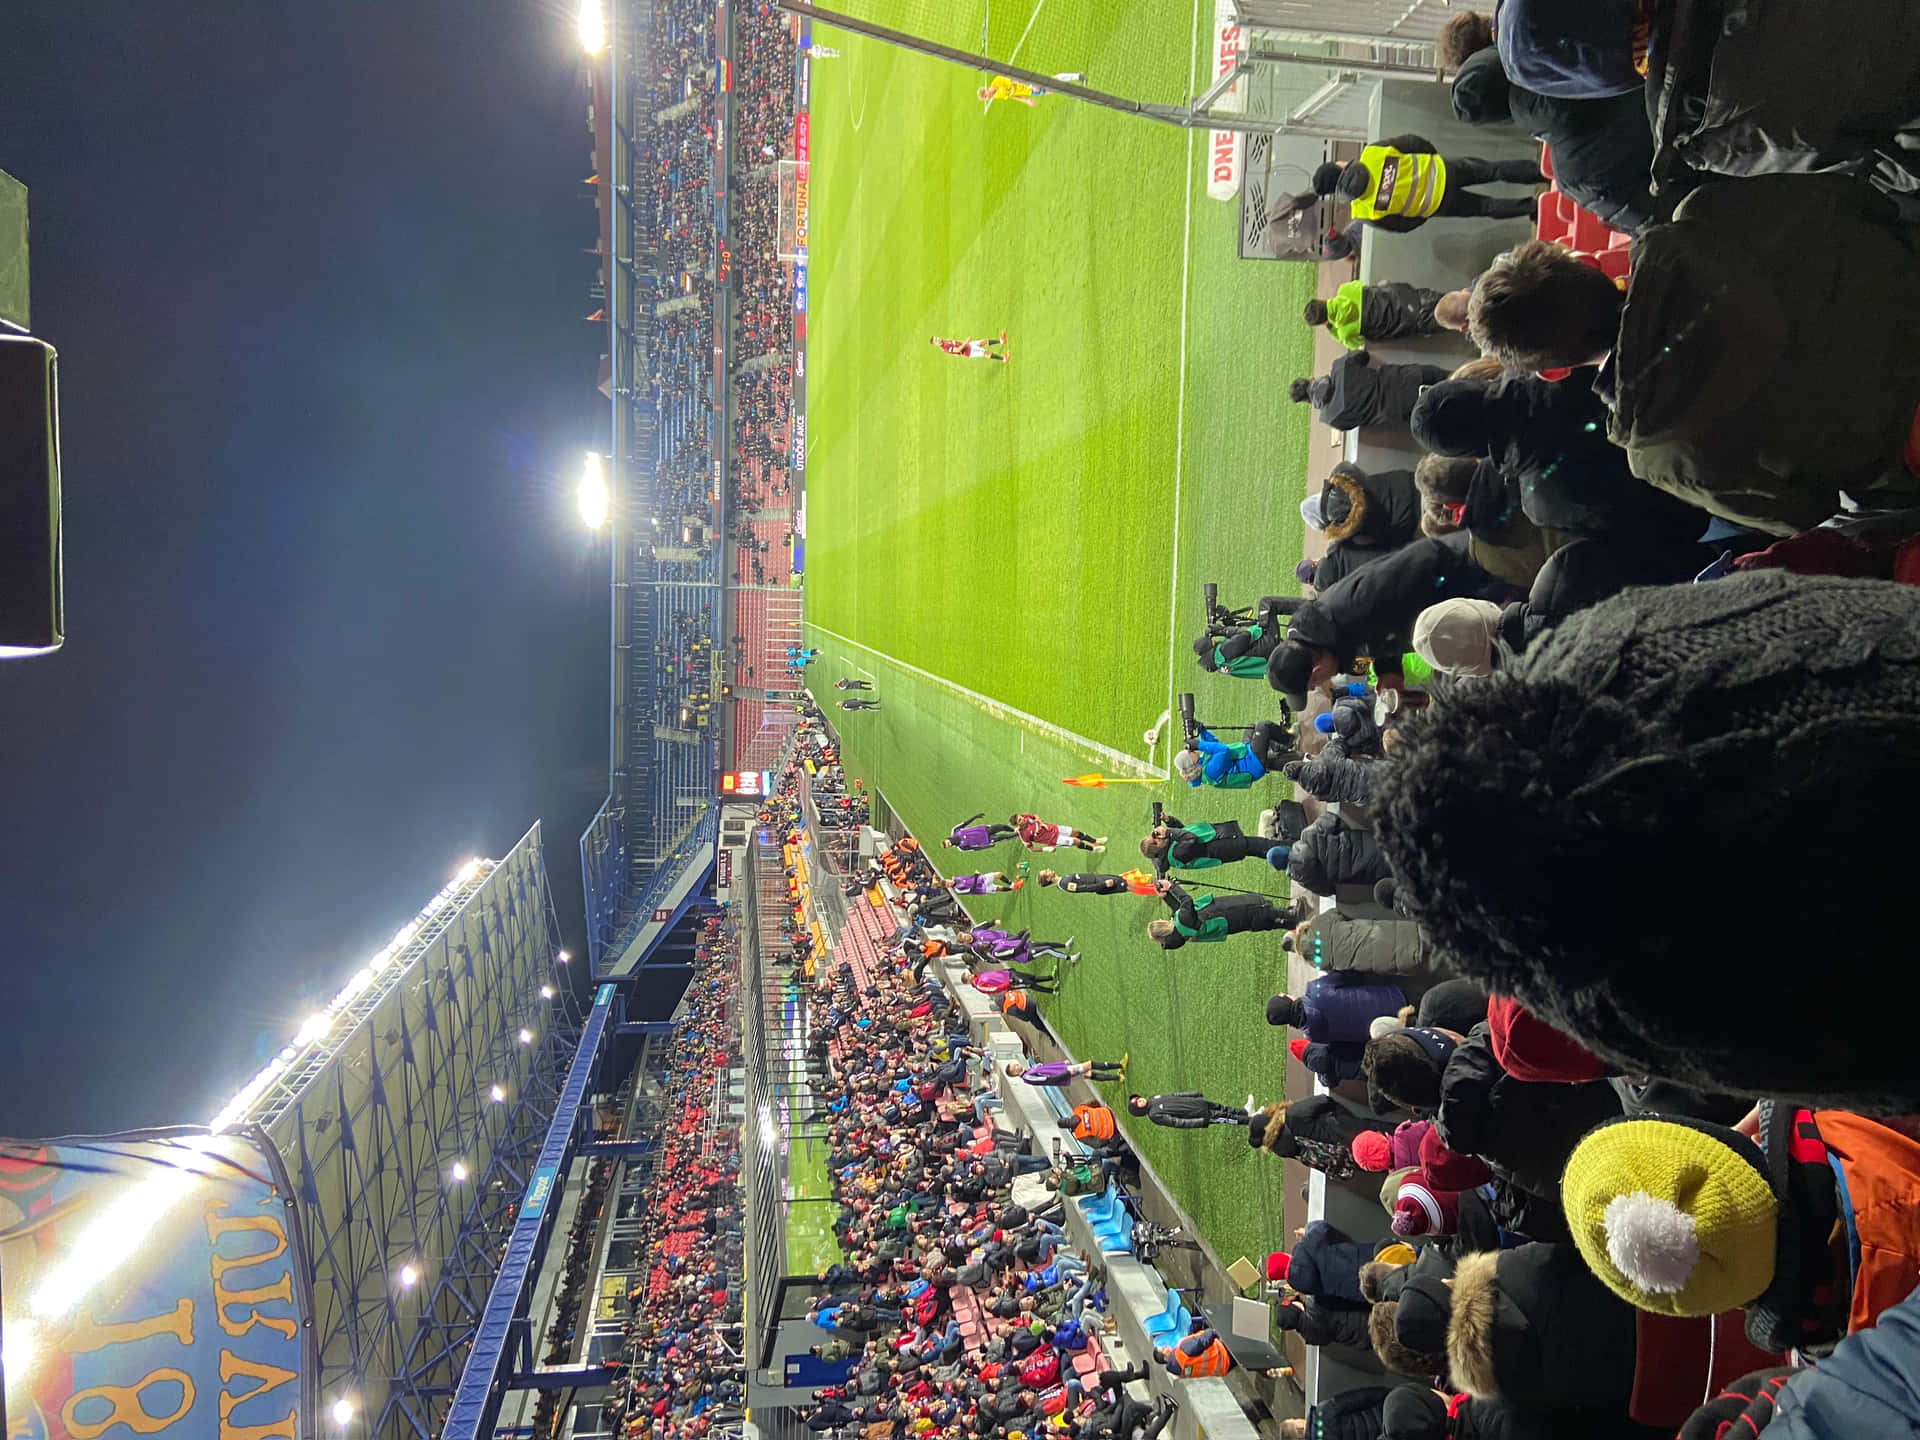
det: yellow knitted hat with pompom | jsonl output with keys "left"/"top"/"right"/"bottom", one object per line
{"left": 1560, "top": 1115, "right": 1778, "bottom": 1317}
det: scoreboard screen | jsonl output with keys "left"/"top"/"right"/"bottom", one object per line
{"left": 720, "top": 770, "right": 772, "bottom": 798}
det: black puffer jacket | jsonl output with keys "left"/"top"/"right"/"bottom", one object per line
{"left": 1288, "top": 1220, "right": 1373, "bottom": 1303}
{"left": 1645, "top": 0, "right": 1920, "bottom": 192}
{"left": 1282, "top": 1295, "right": 1373, "bottom": 1350}
{"left": 1460, "top": 458, "right": 1559, "bottom": 590}
{"left": 1361, "top": 282, "right": 1444, "bottom": 341}
{"left": 1446, "top": 1246, "right": 1639, "bottom": 1414}
{"left": 1287, "top": 811, "right": 1391, "bottom": 897}
{"left": 1313, "top": 352, "right": 1452, "bottom": 432}
{"left": 1434, "top": 1024, "right": 1621, "bottom": 1198}
{"left": 1287, "top": 534, "right": 1496, "bottom": 684}
{"left": 1259, "top": 1094, "right": 1392, "bottom": 1179}
{"left": 1450, "top": 46, "right": 1674, "bottom": 234}
{"left": 1413, "top": 372, "right": 1708, "bottom": 545}
{"left": 1321, "top": 463, "right": 1422, "bottom": 550}
{"left": 1285, "top": 752, "right": 1381, "bottom": 809}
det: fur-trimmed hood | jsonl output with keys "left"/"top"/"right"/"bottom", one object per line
{"left": 1446, "top": 1251, "right": 1503, "bottom": 1399}
{"left": 1320, "top": 466, "right": 1372, "bottom": 543}
{"left": 1442, "top": 1244, "right": 1640, "bottom": 1413}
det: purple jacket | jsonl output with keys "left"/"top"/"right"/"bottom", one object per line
{"left": 1020, "top": 1062, "right": 1074, "bottom": 1086}
{"left": 1302, "top": 974, "right": 1406, "bottom": 1044}
{"left": 949, "top": 825, "right": 995, "bottom": 850}
{"left": 951, "top": 873, "right": 998, "bottom": 894}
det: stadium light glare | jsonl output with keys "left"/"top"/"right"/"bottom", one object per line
{"left": 557, "top": 950, "right": 571, "bottom": 963}
{"left": 451, "top": 1160, "right": 469, "bottom": 1183}
{"left": 399, "top": 1263, "right": 419, "bottom": 1288}
{"left": 540, "top": 984, "right": 555, "bottom": 999}
{"left": 331, "top": 1397, "right": 355, "bottom": 1427}
{"left": 489, "top": 1083, "right": 507, "bottom": 1103}
{"left": 578, "top": 0, "right": 606, "bottom": 53}
{"left": 578, "top": 451, "right": 609, "bottom": 530}
{"left": 28, "top": 1136, "right": 221, "bottom": 1332}
{"left": 454, "top": 858, "right": 483, "bottom": 885}
{"left": 758, "top": 1105, "right": 778, "bottom": 1151}
{"left": 2, "top": 1318, "right": 35, "bottom": 1387}
{"left": 518, "top": 1027, "right": 534, "bottom": 1045}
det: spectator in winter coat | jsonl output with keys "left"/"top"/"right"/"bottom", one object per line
{"left": 1304, "top": 280, "right": 1450, "bottom": 350}
{"left": 1411, "top": 371, "right": 1709, "bottom": 549}
{"left": 1306, "top": 463, "right": 1426, "bottom": 591}
{"left": 1291, "top": 354, "right": 1452, "bottom": 434}
{"left": 1372, "top": 572, "right": 1920, "bottom": 1111}
{"left": 1351, "top": 1118, "right": 1433, "bottom": 1176}
{"left": 1446, "top": 38, "right": 1674, "bottom": 234}
{"left": 1125, "top": 1091, "right": 1250, "bottom": 1129}
{"left": 1678, "top": 1285, "right": 1920, "bottom": 1439}
{"left": 1467, "top": 192, "right": 1920, "bottom": 535}
{"left": 1403, "top": 1246, "right": 1639, "bottom": 1418}
{"left": 1412, "top": 598, "right": 1506, "bottom": 679}
{"left": 1281, "top": 753, "right": 1381, "bottom": 810}
{"left": 1268, "top": 973, "right": 1408, "bottom": 1045}
{"left": 1366, "top": 1021, "right": 1620, "bottom": 1200}
{"left": 1562, "top": 1105, "right": 1920, "bottom": 1352}
{"left": 1310, "top": 140, "right": 1543, "bottom": 229}
{"left": 1277, "top": 810, "right": 1392, "bottom": 897}
{"left": 1291, "top": 1035, "right": 1365, "bottom": 1088}
{"left": 1310, "top": 692, "right": 1382, "bottom": 762}
{"left": 1277, "top": 1220, "right": 1374, "bottom": 1304}
{"left": 1274, "top": 1295, "right": 1374, "bottom": 1350}
{"left": 1268, "top": 535, "right": 1501, "bottom": 708}
{"left": 1147, "top": 878, "right": 1302, "bottom": 949}
{"left": 1280, "top": 1386, "right": 1392, "bottom": 1440}
{"left": 1491, "top": 534, "right": 1717, "bottom": 659}
{"left": 1413, "top": 453, "right": 1557, "bottom": 592}
{"left": 1286, "top": 910, "right": 1426, "bottom": 977}
{"left": 1251, "top": 1096, "right": 1393, "bottom": 1179}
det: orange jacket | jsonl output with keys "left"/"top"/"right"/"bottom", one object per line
{"left": 1166, "top": 1333, "right": 1232, "bottom": 1377}
{"left": 1071, "top": 1104, "right": 1117, "bottom": 1142}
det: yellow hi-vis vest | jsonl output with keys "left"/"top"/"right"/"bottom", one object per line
{"left": 1347, "top": 146, "right": 1447, "bottom": 221}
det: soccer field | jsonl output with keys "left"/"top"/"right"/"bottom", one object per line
{"left": 802, "top": 1, "right": 1317, "bottom": 1269}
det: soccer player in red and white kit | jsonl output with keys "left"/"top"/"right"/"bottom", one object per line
{"left": 1011, "top": 813, "right": 1106, "bottom": 853}
{"left": 930, "top": 330, "right": 1010, "bottom": 364}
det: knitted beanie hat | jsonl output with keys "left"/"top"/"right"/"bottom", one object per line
{"left": 1410, "top": 378, "right": 1497, "bottom": 458}
{"left": 1380, "top": 1385, "right": 1449, "bottom": 1440}
{"left": 1391, "top": 1176, "right": 1461, "bottom": 1237}
{"left": 1372, "top": 572, "right": 1920, "bottom": 1110}
{"left": 1351, "top": 1130, "right": 1394, "bottom": 1172}
{"left": 1393, "top": 1274, "right": 1453, "bottom": 1356}
{"left": 1265, "top": 1250, "right": 1290, "bottom": 1282}
{"left": 1561, "top": 1115, "right": 1778, "bottom": 1317}
{"left": 1289, "top": 1036, "right": 1310, "bottom": 1064}
{"left": 1267, "top": 994, "right": 1303, "bottom": 1028}
{"left": 1295, "top": 557, "right": 1319, "bottom": 587}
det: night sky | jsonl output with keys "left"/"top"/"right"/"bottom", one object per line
{"left": 0, "top": 2, "right": 612, "bottom": 1136}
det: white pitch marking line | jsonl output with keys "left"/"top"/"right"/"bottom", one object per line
{"left": 808, "top": 622, "right": 1161, "bottom": 777}
{"left": 1007, "top": 0, "right": 1048, "bottom": 67}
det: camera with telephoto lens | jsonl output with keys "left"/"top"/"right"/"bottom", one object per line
{"left": 1202, "top": 582, "right": 1254, "bottom": 635}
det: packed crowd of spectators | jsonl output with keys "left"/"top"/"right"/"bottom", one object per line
{"left": 593, "top": 916, "right": 748, "bottom": 1440}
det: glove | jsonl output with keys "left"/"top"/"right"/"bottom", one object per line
{"left": 1678, "top": 1366, "right": 1795, "bottom": 1439}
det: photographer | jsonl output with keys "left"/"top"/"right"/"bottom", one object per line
{"left": 1140, "top": 811, "right": 1298, "bottom": 872}
{"left": 1193, "top": 593, "right": 1305, "bottom": 679}
{"left": 1145, "top": 877, "right": 1304, "bottom": 949}
{"left": 1172, "top": 723, "right": 1296, "bottom": 789}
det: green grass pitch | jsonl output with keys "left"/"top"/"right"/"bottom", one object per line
{"left": 801, "top": 0, "right": 1317, "bottom": 1271}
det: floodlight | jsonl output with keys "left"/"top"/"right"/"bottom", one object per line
{"left": 578, "top": 0, "right": 606, "bottom": 54}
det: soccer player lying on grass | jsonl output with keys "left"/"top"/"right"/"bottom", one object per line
{"left": 1036, "top": 869, "right": 1157, "bottom": 895}
{"left": 1146, "top": 877, "right": 1304, "bottom": 949}
{"left": 1011, "top": 813, "right": 1106, "bottom": 853}
{"left": 930, "top": 332, "right": 1009, "bottom": 363}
